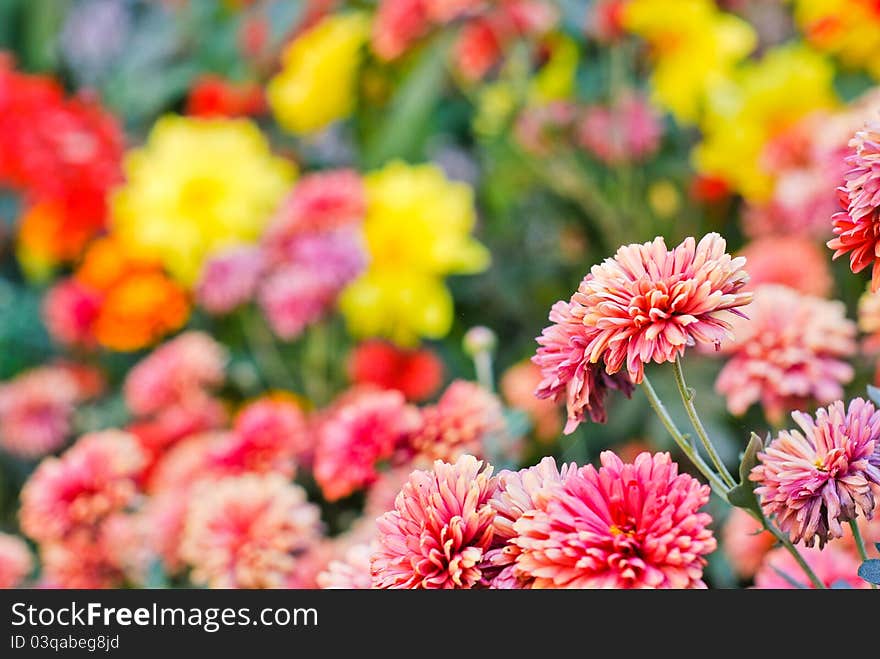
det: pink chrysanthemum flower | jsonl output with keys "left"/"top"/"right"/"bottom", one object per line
{"left": 714, "top": 285, "right": 856, "bottom": 422}
{"left": 207, "top": 397, "right": 308, "bottom": 477}
{"left": 318, "top": 543, "right": 374, "bottom": 589}
{"left": 314, "top": 390, "right": 421, "bottom": 502}
{"left": 577, "top": 93, "right": 662, "bottom": 165}
{"left": 721, "top": 508, "right": 775, "bottom": 580}
{"left": 195, "top": 246, "right": 265, "bottom": 315}
{"left": 180, "top": 474, "right": 322, "bottom": 589}
{"left": 576, "top": 233, "right": 752, "bottom": 383}
{"left": 753, "top": 545, "right": 869, "bottom": 589}
{"left": 124, "top": 331, "right": 227, "bottom": 417}
{"left": 19, "top": 430, "right": 146, "bottom": 544}
{"left": 372, "top": 455, "right": 498, "bottom": 589}
{"left": 487, "top": 457, "right": 576, "bottom": 589}
{"left": 42, "top": 278, "right": 100, "bottom": 348}
{"left": 533, "top": 300, "right": 635, "bottom": 433}
{"left": 0, "top": 366, "right": 81, "bottom": 458}
{"left": 144, "top": 432, "right": 221, "bottom": 495}
{"left": 751, "top": 398, "right": 880, "bottom": 547}
{"left": 410, "top": 380, "right": 506, "bottom": 462}
{"left": 739, "top": 237, "right": 833, "bottom": 298}
{"left": 828, "top": 121, "right": 880, "bottom": 292}
{"left": 38, "top": 536, "right": 124, "bottom": 589}
{"left": 0, "top": 532, "right": 33, "bottom": 588}
{"left": 513, "top": 451, "right": 716, "bottom": 589}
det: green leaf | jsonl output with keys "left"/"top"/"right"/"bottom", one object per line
{"left": 361, "top": 31, "right": 453, "bottom": 168}
{"left": 857, "top": 559, "right": 880, "bottom": 586}
{"left": 727, "top": 432, "right": 763, "bottom": 515}
{"left": 867, "top": 385, "right": 880, "bottom": 408}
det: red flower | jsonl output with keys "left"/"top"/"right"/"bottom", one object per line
{"left": 348, "top": 340, "right": 444, "bottom": 402}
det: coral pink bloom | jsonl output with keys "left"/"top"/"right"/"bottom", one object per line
{"left": 318, "top": 543, "right": 374, "bottom": 589}
{"left": 410, "top": 380, "right": 506, "bottom": 462}
{"left": 42, "top": 278, "right": 101, "bottom": 348}
{"left": 575, "top": 233, "right": 752, "bottom": 383}
{"left": 828, "top": 121, "right": 880, "bottom": 292}
{"left": 751, "top": 398, "right": 880, "bottom": 547}
{"left": 195, "top": 245, "right": 264, "bottom": 315}
{"left": 372, "top": 455, "right": 498, "bottom": 589}
{"left": 371, "top": 0, "right": 432, "bottom": 60}
{"left": 500, "top": 360, "right": 562, "bottom": 442}
{"left": 753, "top": 545, "right": 869, "bottom": 589}
{"left": 124, "top": 331, "right": 227, "bottom": 417}
{"left": 39, "top": 537, "right": 124, "bottom": 589}
{"left": 513, "top": 452, "right": 716, "bottom": 589}
{"left": 721, "top": 508, "right": 775, "bottom": 580}
{"left": 0, "top": 366, "right": 81, "bottom": 458}
{"left": 533, "top": 300, "right": 635, "bottom": 433}
{"left": 19, "top": 431, "right": 146, "bottom": 543}
{"left": 715, "top": 285, "right": 855, "bottom": 423}
{"left": 144, "top": 432, "right": 221, "bottom": 495}
{"left": 348, "top": 340, "right": 444, "bottom": 402}
{"left": 487, "top": 457, "right": 576, "bottom": 588}
{"left": 314, "top": 390, "right": 421, "bottom": 502}
{"left": 0, "top": 533, "right": 33, "bottom": 588}
{"left": 577, "top": 93, "right": 662, "bottom": 165}
{"left": 180, "top": 474, "right": 322, "bottom": 589}
{"left": 739, "top": 237, "right": 833, "bottom": 298}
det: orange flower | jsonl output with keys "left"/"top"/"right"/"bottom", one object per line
{"left": 18, "top": 201, "right": 94, "bottom": 265}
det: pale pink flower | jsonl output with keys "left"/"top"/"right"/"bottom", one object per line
{"left": 372, "top": 455, "right": 498, "bottom": 589}
{"left": 828, "top": 121, "right": 880, "bottom": 292}
{"left": 715, "top": 285, "right": 856, "bottom": 422}
{"left": 739, "top": 237, "right": 833, "bottom": 298}
{"left": 514, "top": 101, "right": 577, "bottom": 156}
{"left": 0, "top": 366, "right": 81, "bottom": 458}
{"left": 19, "top": 430, "right": 146, "bottom": 543}
{"left": 0, "top": 533, "right": 33, "bottom": 588}
{"left": 314, "top": 390, "right": 420, "bottom": 502}
{"left": 533, "top": 300, "right": 635, "bottom": 434}
{"left": 364, "top": 465, "right": 416, "bottom": 520}
{"left": 513, "top": 451, "right": 716, "bottom": 588}
{"left": 857, "top": 286, "right": 880, "bottom": 354}
{"left": 577, "top": 93, "right": 662, "bottom": 165}
{"left": 410, "top": 380, "right": 506, "bottom": 462}
{"left": 753, "top": 545, "right": 869, "bottom": 589}
{"left": 39, "top": 537, "right": 124, "bottom": 589}
{"left": 124, "top": 331, "right": 227, "bottom": 417}
{"left": 139, "top": 491, "right": 190, "bottom": 574}
{"left": 751, "top": 398, "right": 880, "bottom": 547}
{"left": 318, "top": 543, "right": 374, "bottom": 589}
{"left": 144, "top": 432, "right": 221, "bottom": 494}
{"left": 180, "top": 474, "right": 322, "bottom": 589}
{"left": 721, "top": 508, "right": 775, "bottom": 579}
{"left": 487, "top": 456, "right": 575, "bottom": 588}
{"left": 196, "top": 246, "right": 265, "bottom": 315}
{"left": 42, "top": 278, "right": 100, "bottom": 348}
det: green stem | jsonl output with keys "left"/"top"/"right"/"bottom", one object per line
{"left": 240, "top": 309, "right": 296, "bottom": 392}
{"left": 474, "top": 351, "right": 495, "bottom": 392}
{"left": 302, "top": 323, "right": 331, "bottom": 407}
{"left": 641, "top": 375, "right": 729, "bottom": 498}
{"left": 671, "top": 359, "right": 736, "bottom": 489}
{"left": 850, "top": 519, "right": 877, "bottom": 589}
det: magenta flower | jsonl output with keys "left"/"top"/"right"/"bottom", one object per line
{"left": 196, "top": 246, "right": 265, "bottom": 315}
{"left": 751, "top": 398, "right": 880, "bottom": 547}
{"left": 513, "top": 451, "right": 716, "bottom": 588}
{"left": 0, "top": 533, "right": 33, "bottom": 588}
{"left": 372, "top": 455, "right": 498, "bottom": 589}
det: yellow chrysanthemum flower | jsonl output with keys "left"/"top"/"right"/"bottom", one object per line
{"left": 694, "top": 44, "right": 838, "bottom": 201}
{"left": 111, "top": 115, "right": 294, "bottom": 286}
{"left": 623, "top": 0, "right": 756, "bottom": 124}
{"left": 267, "top": 12, "right": 370, "bottom": 135}
{"left": 339, "top": 161, "right": 490, "bottom": 346}
{"left": 793, "top": 0, "right": 880, "bottom": 79}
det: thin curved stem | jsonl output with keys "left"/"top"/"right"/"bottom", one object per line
{"left": 641, "top": 375, "right": 729, "bottom": 498}
{"left": 671, "top": 359, "right": 736, "bottom": 489}
{"left": 850, "top": 519, "right": 877, "bottom": 589}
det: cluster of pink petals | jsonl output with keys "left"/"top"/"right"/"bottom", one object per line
{"left": 372, "top": 455, "right": 499, "bottom": 588}
{"left": 314, "top": 390, "right": 421, "bottom": 502}
{"left": 499, "top": 360, "right": 562, "bottom": 441}
{"left": 317, "top": 543, "right": 374, "bottom": 589}
{"left": 753, "top": 545, "right": 869, "bottom": 589}
{"left": 372, "top": 0, "right": 557, "bottom": 79}
{"left": 410, "top": 380, "right": 506, "bottom": 462}
{"left": 0, "top": 364, "right": 99, "bottom": 458}
{"left": 19, "top": 430, "right": 146, "bottom": 544}
{"left": 738, "top": 237, "right": 833, "bottom": 298}
{"left": 828, "top": 121, "right": 880, "bottom": 291}
{"left": 38, "top": 535, "right": 126, "bottom": 589}
{"left": 512, "top": 451, "right": 716, "bottom": 588}
{"left": 487, "top": 456, "right": 575, "bottom": 588}
{"left": 714, "top": 285, "right": 856, "bottom": 422}
{"left": 0, "top": 532, "right": 33, "bottom": 588}
{"left": 196, "top": 169, "right": 366, "bottom": 340}
{"left": 751, "top": 398, "right": 880, "bottom": 547}
{"left": 42, "top": 278, "right": 102, "bottom": 348}
{"left": 576, "top": 93, "right": 662, "bottom": 165}
{"left": 720, "top": 508, "right": 775, "bottom": 580}
{"left": 513, "top": 101, "right": 577, "bottom": 156}
{"left": 180, "top": 473, "right": 322, "bottom": 589}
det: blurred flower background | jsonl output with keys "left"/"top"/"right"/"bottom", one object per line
{"left": 1, "top": 0, "right": 880, "bottom": 589}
